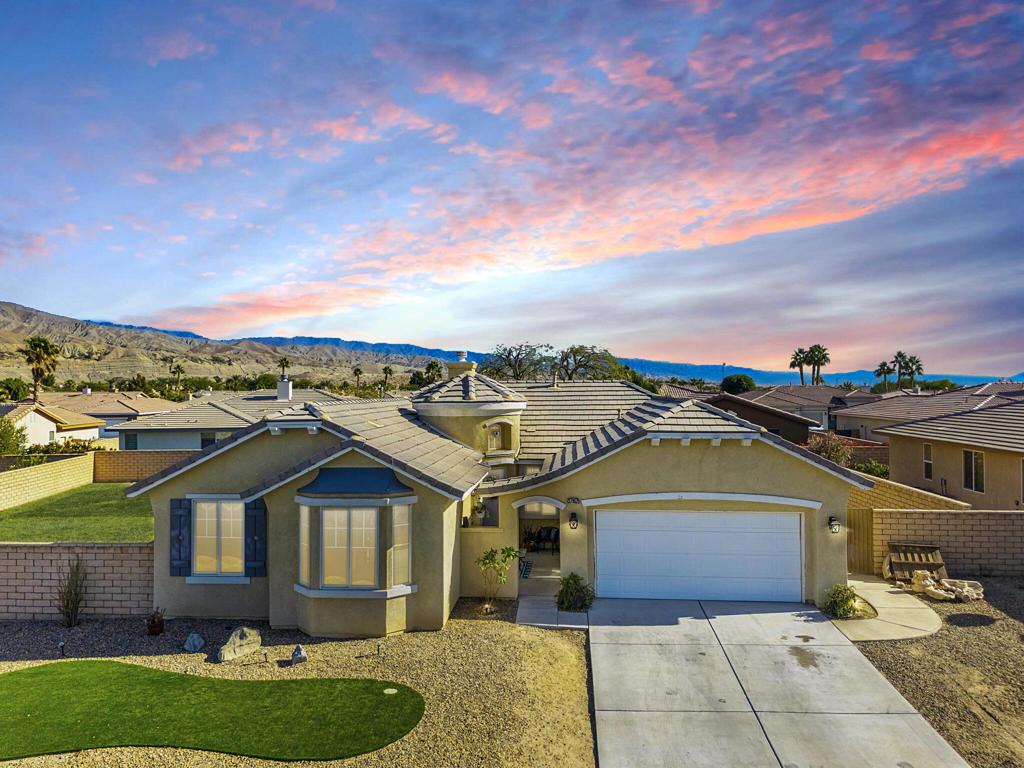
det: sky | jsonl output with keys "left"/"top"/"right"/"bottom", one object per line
{"left": 1, "top": 1, "right": 1022, "bottom": 376}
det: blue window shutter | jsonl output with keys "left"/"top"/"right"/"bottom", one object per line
{"left": 245, "top": 498, "right": 267, "bottom": 577}
{"left": 169, "top": 498, "right": 191, "bottom": 577}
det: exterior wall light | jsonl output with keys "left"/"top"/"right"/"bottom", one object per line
{"left": 569, "top": 511, "right": 579, "bottom": 529}
{"left": 828, "top": 516, "right": 841, "bottom": 534}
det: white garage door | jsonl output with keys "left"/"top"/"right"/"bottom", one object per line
{"left": 594, "top": 510, "right": 802, "bottom": 601}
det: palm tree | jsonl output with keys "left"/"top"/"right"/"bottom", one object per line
{"left": 169, "top": 363, "right": 185, "bottom": 390}
{"left": 17, "top": 336, "right": 61, "bottom": 402}
{"left": 382, "top": 366, "right": 393, "bottom": 391}
{"left": 805, "top": 344, "right": 830, "bottom": 385}
{"left": 277, "top": 357, "right": 290, "bottom": 378}
{"left": 789, "top": 348, "right": 809, "bottom": 386}
{"left": 905, "top": 356, "right": 924, "bottom": 386}
{"left": 873, "top": 361, "right": 895, "bottom": 391}
{"left": 353, "top": 367, "right": 363, "bottom": 388}
{"left": 892, "top": 350, "right": 909, "bottom": 386}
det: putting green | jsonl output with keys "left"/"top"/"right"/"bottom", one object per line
{"left": 0, "top": 660, "right": 423, "bottom": 761}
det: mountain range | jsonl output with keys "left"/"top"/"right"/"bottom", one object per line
{"left": 0, "top": 302, "right": 1016, "bottom": 386}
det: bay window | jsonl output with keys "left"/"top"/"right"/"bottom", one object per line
{"left": 391, "top": 504, "right": 411, "bottom": 586}
{"left": 298, "top": 504, "right": 310, "bottom": 586}
{"left": 193, "top": 500, "right": 244, "bottom": 575}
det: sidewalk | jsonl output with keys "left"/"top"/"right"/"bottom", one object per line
{"left": 833, "top": 574, "right": 942, "bottom": 642}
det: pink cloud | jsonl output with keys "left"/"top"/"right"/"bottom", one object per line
{"left": 933, "top": 3, "right": 1013, "bottom": 38}
{"left": 144, "top": 31, "right": 216, "bottom": 66}
{"left": 372, "top": 102, "right": 434, "bottom": 132}
{"left": 169, "top": 122, "right": 265, "bottom": 171}
{"left": 133, "top": 171, "right": 158, "bottom": 185}
{"left": 594, "top": 52, "right": 694, "bottom": 109}
{"left": 758, "top": 12, "right": 832, "bottom": 61}
{"left": 418, "top": 70, "right": 515, "bottom": 115}
{"left": 794, "top": 68, "right": 844, "bottom": 95}
{"left": 860, "top": 40, "right": 916, "bottom": 62}
{"left": 521, "top": 102, "right": 554, "bottom": 130}
{"left": 310, "top": 115, "right": 373, "bottom": 142}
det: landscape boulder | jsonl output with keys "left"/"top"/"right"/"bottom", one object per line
{"left": 291, "top": 644, "right": 308, "bottom": 666}
{"left": 941, "top": 578, "right": 984, "bottom": 602}
{"left": 217, "top": 626, "right": 262, "bottom": 662}
{"left": 183, "top": 632, "right": 205, "bottom": 653}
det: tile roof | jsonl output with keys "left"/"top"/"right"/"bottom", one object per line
{"left": 0, "top": 402, "right": 102, "bottom": 429}
{"left": 481, "top": 398, "right": 870, "bottom": 493}
{"left": 111, "top": 389, "right": 356, "bottom": 431}
{"left": 35, "top": 391, "right": 185, "bottom": 417}
{"left": 833, "top": 390, "right": 1015, "bottom": 422}
{"left": 505, "top": 380, "right": 653, "bottom": 462}
{"left": 876, "top": 400, "right": 1024, "bottom": 454}
{"left": 958, "top": 381, "right": 1024, "bottom": 396}
{"left": 663, "top": 390, "right": 821, "bottom": 426}
{"left": 737, "top": 385, "right": 857, "bottom": 409}
{"left": 411, "top": 372, "right": 526, "bottom": 403}
{"left": 661, "top": 382, "right": 715, "bottom": 400}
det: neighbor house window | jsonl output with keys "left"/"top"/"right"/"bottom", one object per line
{"left": 298, "top": 505, "right": 310, "bottom": 587}
{"left": 48, "top": 430, "right": 56, "bottom": 444}
{"left": 321, "top": 507, "right": 378, "bottom": 588}
{"left": 201, "top": 432, "right": 216, "bottom": 449}
{"left": 923, "top": 444, "right": 933, "bottom": 480}
{"left": 963, "top": 450, "right": 985, "bottom": 493}
{"left": 391, "top": 504, "right": 411, "bottom": 586}
{"left": 192, "top": 500, "right": 244, "bottom": 575}
{"left": 124, "top": 433, "right": 138, "bottom": 451}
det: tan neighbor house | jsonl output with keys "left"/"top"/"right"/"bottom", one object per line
{"left": 35, "top": 390, "right": 185, "bottom": 438}
{"left": 877, "top": 399, "right": 1024, "bottom": 510}
{"left": 127, "top": 357, "right": 871, "bottom": 638}
{"left": 0, "top": 402, "right": 102, "bottom": 445}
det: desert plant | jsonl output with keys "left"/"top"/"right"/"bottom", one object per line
{"left": 475, "top": 546, "right": 520, "bottom": 611}
{"left": 823, "top": 583, "right": 858, "bottom": 619}
{"left": 56, "top": 557, "right": 87, "bottom": 628}
{"left": 807, "top": 432, "right": 852, "bottom": 467}
{"left": 0, "top": 417, "right": 28, "bottom": 455}
{"left": 18, "top": 336, "right": 61, "bottom": 402}
{"left": 146, "top": 607, "right": 166, "bottom": 636}
{"left": 721, "top": 373, "right": 756, "bottom": 394}
{"left": 556, "top": 572, "right": 596, "bottom": 612}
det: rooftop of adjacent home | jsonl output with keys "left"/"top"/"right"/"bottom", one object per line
{"left": 876, "top": 399, "right": 1024, "bottom": 454}
{"left": 31, "top": 390, "right": 185, "bottom": 417}
{"left": 834, "top": 385, "right": 1019, "bottom": 421}
{"left": 0, "top": 401, "right": 102, "bottom": 430}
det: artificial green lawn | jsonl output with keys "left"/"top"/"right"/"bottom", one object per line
{"left": 0, "top": 660, "right": 424, "bottom": 761}
{"left": 0, "top": 483, "right": 153, "bottom": 542}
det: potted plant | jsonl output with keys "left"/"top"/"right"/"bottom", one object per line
{"left": 146, "top": 607, "right": 165, "bottom": 636}
{"left": 472, "top": 499, "right": 486, "bottom": 520}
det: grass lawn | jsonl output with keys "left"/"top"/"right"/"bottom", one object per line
{"left": 0, "top": 483, "right": 153, "bottom": 542}
{"left": 0, "top": 660, "right": 424, "bottom": 761}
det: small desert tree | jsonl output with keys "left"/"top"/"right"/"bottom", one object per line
{"left": 0, "top": 417, "right": 28, "bottom": 454}
{"left": 476, "top": 546, "right": 520, "bottom": 612}
{"left": 277, "top": 356, "right": 290, "bottom": 377}
{"left": 721, "top": 373, "right": 756, "bottom": 394}
{"left": 807, "top": 432, "right": 852, "bottom": 467}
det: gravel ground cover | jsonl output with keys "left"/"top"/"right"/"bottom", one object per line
{"left": 857, "top": 577, "right": 1024, "bottom": 768}
{"left": 0, "top": 598, "right": 595, "bottom": 768}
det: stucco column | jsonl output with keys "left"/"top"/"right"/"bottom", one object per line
{"left": 560, "top": 498, "right": 590, "bottom": 585}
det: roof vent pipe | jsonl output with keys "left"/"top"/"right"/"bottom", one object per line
{"left": 277, "top": 375, "right": 293, "bottom": 402}
{"left": 81, "top": 386, "right": 91, "bottom": 395}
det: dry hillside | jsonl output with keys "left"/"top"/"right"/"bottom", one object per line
{"left": 0, "top": 302, "right": 426, "bottom": 383}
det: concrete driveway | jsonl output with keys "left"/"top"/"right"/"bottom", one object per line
{"left": 589, "top": 599, "right": 969, "bottom": 768}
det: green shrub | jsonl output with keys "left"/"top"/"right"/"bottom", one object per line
{"left": 852, "top": 458, "right": 889, "bottom": 478}
{"left": 556, "top": 572, "right": 596, "bottom": 612}
{"left": 807, "top": 432, "right": 852, "bottom": 467}
{"left": 822, "top": 583, "right": 858, "bottom": 619}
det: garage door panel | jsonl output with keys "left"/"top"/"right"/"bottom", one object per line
{"left": 595, "top": 510, "right": 802, "bottom": 602}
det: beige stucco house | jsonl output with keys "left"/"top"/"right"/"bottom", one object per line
{"left": 878, "top": 400, "right": 1024, "bottom": 510}
{"left": 0, "top": 402, "right": 101, "bottom": 445}
{"left": 127, "top": 358, "right": 871, "bottom": 638}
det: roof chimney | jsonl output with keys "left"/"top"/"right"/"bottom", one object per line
{"left": 81, "top": 386, "right": 91, "bottom": 395}
{"left": 913, "top": 385, "right": 920, "bottom": 395}
{"left": 277, "top": 375, "right": 293, "bottom": 401}
{"left": 447, "top": 350, "right": 477, "bottom": 378}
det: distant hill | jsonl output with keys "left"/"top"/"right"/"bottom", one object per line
{"left": 0, "top": 301, "right": 1009, "bottom": 387}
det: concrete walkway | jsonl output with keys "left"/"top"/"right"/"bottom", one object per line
{"left": 833, "top": 574, "right": 942, "bottom": 642}
{"left": 586, "top": 599, "right": 968, "bottom": 768}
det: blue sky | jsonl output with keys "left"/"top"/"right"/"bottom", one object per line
{"left": 1, "top": 0, "right": 1022, "bottom": 374}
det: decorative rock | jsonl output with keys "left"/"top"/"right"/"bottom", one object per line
{"left": 941, "top": 578, "right": 984, "bottom": 602}
{"left": 291, "top": 644, "right": 308, "bottom": 666}
{"left": 217, "top": 626, "right": 262, "bottom": 662}
{"left": 183, "top": 632, "right": 205, "bottom": 653}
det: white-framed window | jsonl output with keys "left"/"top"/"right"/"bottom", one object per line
{"left": 192, "top": 499, "right": 245, "bottom": 575}
{"left": 391, "top": 504, "right": 411, "bottom": 586}
{"left": 321, "top": 507, "right": 378, "bottom": 588}
{"left": 923, "top": 443, "right": 933, "bottom": 480}
{"left": 298, "top": 504, "right": 311, "bottom": 587}
{"left": 963, "top": 450, "right": 985, "bottom": 494}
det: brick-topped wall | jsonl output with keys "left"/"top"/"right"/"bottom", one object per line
{"left": 93, "top": 450, "right": 196, "bottom": 483}
{"left": 0, "top": 453, "right": 94, "bottom": 512}
{"left": 0, "top": 542, "right": 153, "bottom": 620}
{"left": 848, "top": 472, "right": 969, "bottom": 512}
{"left": 849, "top": 445, "right": 889, "bottom": 466}
{"left": 872, "top": 510, "right": 1024, "bottom": 577}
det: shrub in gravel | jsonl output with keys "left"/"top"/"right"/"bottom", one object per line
{"left": 823, "top": 583, "right": 858, "bottom": 618}
{"left": 57, "top": 556, "right": 87, "bottom": 628}
{"left": 476, "top": 546, "right": 520, "bottom": 611}
{"left": 556, "top": 573, "right": 596, "bottom": 612}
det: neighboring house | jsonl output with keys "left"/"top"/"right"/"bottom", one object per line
{"left": 113, "top": 381, "right": 355, "bottom": 450}
{"left": 663, "top": 386, "right": 817, "bottom": 444}
{"left": 34, "top": 390, "right": 185, "bottom": 437}
{"left": 0, "top": 402, "right": 102, "bottom": 445}
{"left": 877, "top": 400, "right": 1024, "bottom": 510}
{"left": 735, "top": 385, "right": 875, "bottom": 429}
{"left": 126, "top": 357, "right": 870, "bottom": 638}
{"left": 834, "top": 387, "right": 1016, "bottom": 442}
